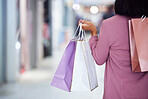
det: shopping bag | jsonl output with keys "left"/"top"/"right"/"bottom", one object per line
{"left": 71, "top": 40, "right": 98, "bottom": 91}
{"left": 51, "top": 23, "right": 98, "bottom": 92}
{"left": 50, "top": 41, "right": 76, "bottom": 92}
{"left": 82, "top": 41, "right": 98, "bottom": 90}
{"left": 129, "top": 17, "right": 148, "bottom": 72}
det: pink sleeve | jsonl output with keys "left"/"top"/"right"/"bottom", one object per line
{"left": 89, "top": 21, "right": 110, "bottom": 65}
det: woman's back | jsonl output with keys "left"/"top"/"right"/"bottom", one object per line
{"left": 105, "top": 15, "right": 148, "bottom": 99}
{"left": 89, "top": 15, "right": 148, "bottom": 99}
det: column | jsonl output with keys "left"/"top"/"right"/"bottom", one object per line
{"left": 0, "top": 0, "right": 3, "bottom": 83}
{"left": 36, "top": 0, "right": 44, "bottom": 66}
{"left": 52, "top": 0, "right": 64, "bottom": 49}
{"left": 28, "top": 0, "right": 37, "bottom": 68}
{"left": 6, "top": 0, "right": 17, "bottom": 82}
{"left": 20, "top": 0, "right": 30, "bottom": 70}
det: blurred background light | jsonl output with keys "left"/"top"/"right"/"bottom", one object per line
{"left": 72, "top": 4, "right": 80, "bottom": 10}
{"left": 15, "top": 41, "right": 21, "bottom": 50}
{"left": 90, "top": 6, "right": 99, "bottom": 14}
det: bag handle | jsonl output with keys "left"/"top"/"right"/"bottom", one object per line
{"left": 72, "top": 23, "right": 86, "bottom": 41}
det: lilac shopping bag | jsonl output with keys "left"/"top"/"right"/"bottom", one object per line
{"left": 51, "top": 41, "right": 76, "bottom": 92}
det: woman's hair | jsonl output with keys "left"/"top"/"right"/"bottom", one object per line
{"left": 115, "top": 0, "right": 148, "bottom": 17}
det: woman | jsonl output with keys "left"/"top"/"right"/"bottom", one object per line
{"left": 79, "top": 0, "right": 148, "bottom": 99}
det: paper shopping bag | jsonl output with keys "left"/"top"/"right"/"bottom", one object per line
{"left": 129, "top": 18, "right": 148, "bottom": 72}
{"left": 71, "top": 41, "right": 98, "bottom": 91}
{"left": 82, "top": 41, "right": 98, "bottom": 90}
{"left": 51, "top": 41, "right": 76, "bottom": 92}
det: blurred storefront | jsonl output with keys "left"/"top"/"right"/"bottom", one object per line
{"left": 0, "top": 0, "right": 115, "bottom": 86}
{"left": 18, "top": 0, "right": 53, "bottom": 78}
{"left": 0, "top": 0, "right": 53, "bottom": 84}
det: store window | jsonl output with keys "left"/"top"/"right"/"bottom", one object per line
{"left": 43, "top": 0, "right": 52, "bottom": 57}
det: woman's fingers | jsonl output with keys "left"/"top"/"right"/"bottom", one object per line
{"left": 79, "top": 19, "right": 91, "bottom": 25}
{"left": 79, "top": 19, "right": 91, "bottom": 31}
{"left": 82, "top": 20, "right": 92, "bottom": 25}
{"left": 81, "top": 20, "right": 86, "bottom": 24}
{"left": 79, "top": 19, "right": 83, "bottom": 25}
{"left": 78, "top": 19, "right": 96, "bottom": 31}
{"left": 79, "top": 19, "right": 88, "bottom": 24}
{"left": 78, "top": 19, "right": 97, "bottom": 35}
{"left": 82, "top": 24, "right": 90, "bottom": 31}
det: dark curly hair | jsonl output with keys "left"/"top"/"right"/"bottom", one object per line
{"left": 115, "top": 0, "right": 148, "bottom": 18}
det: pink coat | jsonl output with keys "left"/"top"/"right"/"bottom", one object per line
{"left": 89, "top": 15, "right": 148, "bottom": 99}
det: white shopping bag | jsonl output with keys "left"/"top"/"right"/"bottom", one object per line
{"left": 82, "top": 41, "right": 98, "bottom": 90}
{"left": 71, "top": 40, "right": 98, "bottom": 91}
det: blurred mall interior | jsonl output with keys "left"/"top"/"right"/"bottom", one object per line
{"left": 0, "top": 0, "right": 115, "bottom": 99}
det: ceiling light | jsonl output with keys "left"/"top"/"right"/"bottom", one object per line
{"left": 90, "top": 6, "right": 99, "bottom": 14}
{"left": 72, "top": 4, "right": 80, "bottom": 11}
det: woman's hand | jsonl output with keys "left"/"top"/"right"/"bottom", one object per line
{"left": 79, "top": 19, "right": 97, "bottom": 36}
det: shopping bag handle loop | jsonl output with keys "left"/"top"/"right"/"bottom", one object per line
{"left": 141, "top": 15, "right": 146, "bottom": 22}
{"left": 72, "top": 23, "right": 86, "bottom": 41}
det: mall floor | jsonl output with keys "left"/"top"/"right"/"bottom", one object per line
{"left": 0, "top": 48, "right": 105, "bottom": 99}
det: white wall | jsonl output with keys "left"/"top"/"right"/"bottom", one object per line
{"left": 52, "top": 0, "right": 64, "bottom": 49}
{"left": 6, "top": 0, "right": 17, "bottom": 82}
{"left": 0, "top": 0, "right": 3, "bottom": 83}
